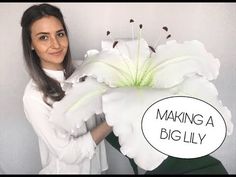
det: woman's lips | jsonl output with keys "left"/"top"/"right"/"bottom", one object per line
{"left": 49, "top": 50, "right": 63, "bottom": 56}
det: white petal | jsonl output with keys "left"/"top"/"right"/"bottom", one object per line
{"left": 150, "top": 40, "right": 220, "bottom": 88}
{"left": 79, "top": 50, "right": 136, "bottom": 87}
{"left": 49, "top": 77, "right": 108, "bottom": 132}
{"left": 102, "top": 88, "right": 170, "bottom": 170}
{"left": 76, "top": 39, "right": 151, "bottom": 87}
{"left": 170, "top": 75, "right": 233, "bottom": 135}
{"left": 85, "top": 49, "right": 99, "bottom": 58}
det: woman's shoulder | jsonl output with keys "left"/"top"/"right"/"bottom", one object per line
{"left": 23, "top": 80, "right": 51, "bottom": 122}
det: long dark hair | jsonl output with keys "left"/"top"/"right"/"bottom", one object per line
{"left": 21, "top": 3, "right": 75, "bottom": 106}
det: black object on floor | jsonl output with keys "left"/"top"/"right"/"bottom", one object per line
{"left": 145, "top": 155, "right": 228, "bottom": 174}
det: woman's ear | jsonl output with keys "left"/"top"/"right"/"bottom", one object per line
{"left": 31, "top": 45, "right": 34, "bottom": 50}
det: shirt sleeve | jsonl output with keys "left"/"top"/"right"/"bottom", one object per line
{"left": 23, "top": 92, "right": 97, "bottom": 165}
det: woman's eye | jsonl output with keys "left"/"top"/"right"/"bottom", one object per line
{"left": 39, "top": 35, "right": 48, "bottom": 41}
{"left": 57, "top": 32, "right": 65, "bottom": 37}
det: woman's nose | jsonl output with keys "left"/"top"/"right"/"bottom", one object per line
{"left": 50, "top": 37, "right": 60, "bottom": 49}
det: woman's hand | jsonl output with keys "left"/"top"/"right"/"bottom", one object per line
{"left": 90, "top": 121, "right": 113, "bottom": 145}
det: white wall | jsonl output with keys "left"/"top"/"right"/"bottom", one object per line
{"left": 0, "top": 3, "right": 235, "bottom": 174}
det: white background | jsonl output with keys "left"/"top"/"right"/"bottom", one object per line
{"left": 0, "top": 2, "right": 235, "bottom": 174}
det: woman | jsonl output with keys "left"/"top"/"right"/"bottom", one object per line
{"left": 21, "top": 3, "right": 112, "bottom": 174}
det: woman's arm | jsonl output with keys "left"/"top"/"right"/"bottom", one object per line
{"left": 90, "top": 121, "right": 112, "bottom": 145}
{"left": 23, "top": 92, "right": 97, "bottom": 165}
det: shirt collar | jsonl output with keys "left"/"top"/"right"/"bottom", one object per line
{"left": 43, "top": 68, "right": 65, "bottom": 83}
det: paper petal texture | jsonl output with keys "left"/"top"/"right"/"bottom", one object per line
{"left": 170, "top": 75, "right": 233, "bottom": 135}
{"left": 150, "top": 40, "right": 220, "bottom": 88}
{"left": 49, "top": 77, "right": 108, "bottom": 131}
{"left": 102, "top": 87, "right": 171, "bottom": 170}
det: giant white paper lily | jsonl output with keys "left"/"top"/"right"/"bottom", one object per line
{"left": 49, "top": 36, "right": 233, "bottom": 170}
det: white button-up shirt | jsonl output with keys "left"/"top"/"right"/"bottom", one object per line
{"left": 23, "top": 68, "right": 108, "bottom": 174}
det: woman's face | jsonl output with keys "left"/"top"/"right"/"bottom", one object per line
{"left": 30, "top": 16, "right": 68, "bottom": 70}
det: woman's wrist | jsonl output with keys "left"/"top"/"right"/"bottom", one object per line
{"left": 90, "top": 121, "right": 112, "bottom": 145}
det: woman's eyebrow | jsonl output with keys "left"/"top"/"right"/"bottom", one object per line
{"left": 36, "top": 32, "right": 49, "bottom": 36}
{"left": 56, "top": 29, "right": 65, "bottom": 33}
{"left": 36, "top": 29, "right": 65, "bottom": 36}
